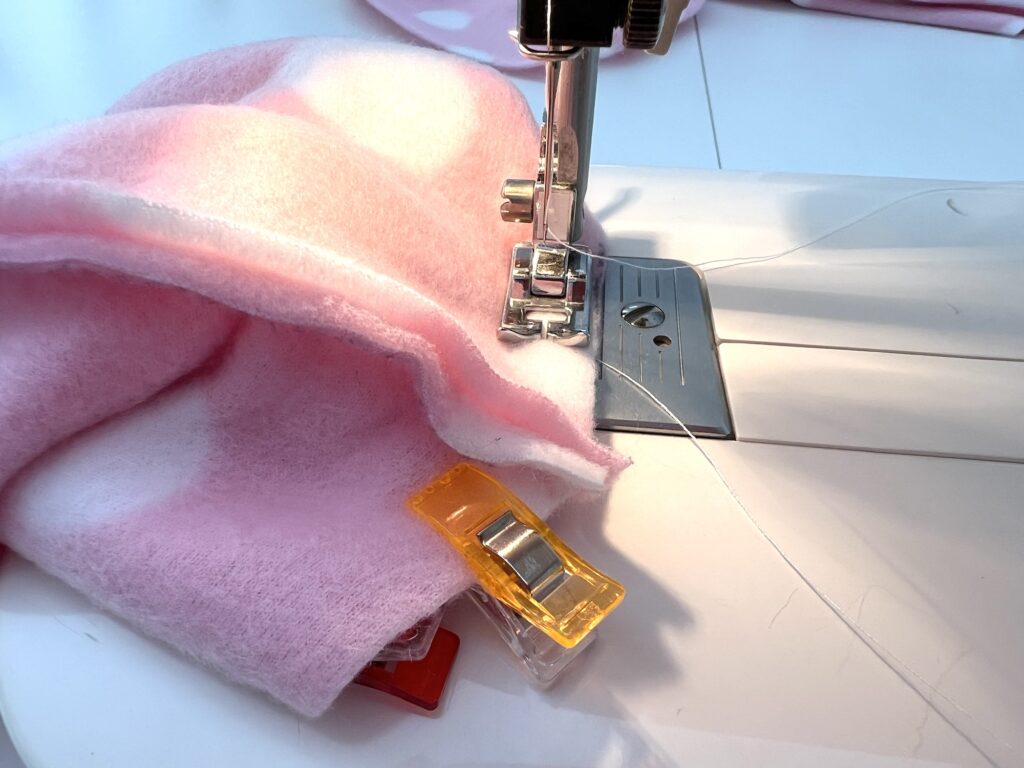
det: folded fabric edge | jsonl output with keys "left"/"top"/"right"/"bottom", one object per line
{"left": 0, "top": 178, "right": 626, "bottom": 488}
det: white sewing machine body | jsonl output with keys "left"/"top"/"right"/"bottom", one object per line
{"left": 2, "top": 165, "right": 1022, "bottom": 768}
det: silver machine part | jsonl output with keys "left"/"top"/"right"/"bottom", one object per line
{"left": 477, "top": 510, "right": 569, "bottom": 602}
{"left": 537, "top": 48, "right": 597, "bottom": 245}
{"left": 596, "top": 257, "right": 733, "bottom": 438}
{"left": 500, "top": 46, "right": 598, "bottom": 345}
{"left": 500, "top": 0, "right": 732, "bottom": 437}
{"left": 499, "top": 45, "right": 598, "bottom": 244}
{"left": 499, "top": 243, "right": 591, "bottom": 344}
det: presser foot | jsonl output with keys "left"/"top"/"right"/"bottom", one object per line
{"left": 499, "top": 242, "right": 591, "bottom": 345}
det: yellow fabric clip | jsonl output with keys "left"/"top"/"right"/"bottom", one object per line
{"left": 408, "top": 463, "right": 625, "bottom": 648}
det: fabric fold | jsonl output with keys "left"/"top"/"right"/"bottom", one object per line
{"left": 0, "top": 38, "right": 625, "bottom": 716}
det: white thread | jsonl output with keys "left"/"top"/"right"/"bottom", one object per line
{"left": 539, "top": 0, "right": 557, "bottom": 240}
{"left": 693, "top": 184, "right": 1024, "bottom": 273}
{"left": 532, "top": 184, "right": 1024, "bottom": 761}
{"left": 541, "top": 66, "right": 557, "bottom": 239}
{"left": 598, "top": 359, "right": 1016, "bottom": 765}
{"left": 543, "top": 183, "right": 1024, "bottom": 276}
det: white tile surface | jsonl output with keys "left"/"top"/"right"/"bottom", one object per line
{"left": 0, "top": 2, "right": 717, "bottom": 169}
{"left": 0, "top": 720, "right": 25, "bottom": 768}
{"left": 0, "top": 0, "right": 400, "bottom": 142}
{"left": 508, "top": 26, "right": 720, "bottom": 169}
{"left": 2, "top": 0, "right": 1022, "bottom": 180}
{"left": 720, "top": 342, "right": 1024, "bottom": 460}
{"left": 697, "top": 0, "right": 1024, "bottom": 180}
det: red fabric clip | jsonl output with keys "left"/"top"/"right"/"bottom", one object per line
{"left": 353, "top": 627, "right": 460, "bottom": 711}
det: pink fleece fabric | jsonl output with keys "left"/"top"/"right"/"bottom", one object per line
{"left": 0, "top": 38, "right": 625, "bottom": 716}
{"left": 792, "top": 0, "right": 1024, "bottom": 35}
{"left": 364, "top": 0, "right": 707, "bottom": 70}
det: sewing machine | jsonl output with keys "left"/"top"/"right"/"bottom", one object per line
{"left": 501, "top": 0, "right": 733, "bottom": 438}
{"left": 2, "top": 2, "right": 1024, "bottom": 766}
{"left": 500, "top": 0, "right": 688, "bottom": 346}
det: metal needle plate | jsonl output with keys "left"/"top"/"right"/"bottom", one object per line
{"left": 595, "top": 257, "right": 733, "bottom": 438}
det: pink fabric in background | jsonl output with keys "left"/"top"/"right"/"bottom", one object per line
{"left": 792, "top": 0, "right": 1024, "bottom": 35}
{"left": 364, "top": 0, "right": 707, "bottom": 70}
{"left": 0, "top": 38, "right": 626, "bottom": 716}
{"left": 364, "top": 0, "right": 1021, "bottom": 61}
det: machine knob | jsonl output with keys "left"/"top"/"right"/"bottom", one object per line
{"left": 623, "top": 0, "right": 667, "bottom": 49}
{"left": 501, "top": 179, "right": 535, "bottom": 223}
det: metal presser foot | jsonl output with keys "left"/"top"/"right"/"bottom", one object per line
{"left": 497, "top": 43, "right": 597, "bottom": 347}
{"left": 496, "top": 0, "right": 732, "bottom": 438}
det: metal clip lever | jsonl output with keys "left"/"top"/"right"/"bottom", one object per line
{"left": 478, "top": 510, "right": 568, "bottom": 601}
{"left": 498, "top": 243, "right": 590, "bottom": 344}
